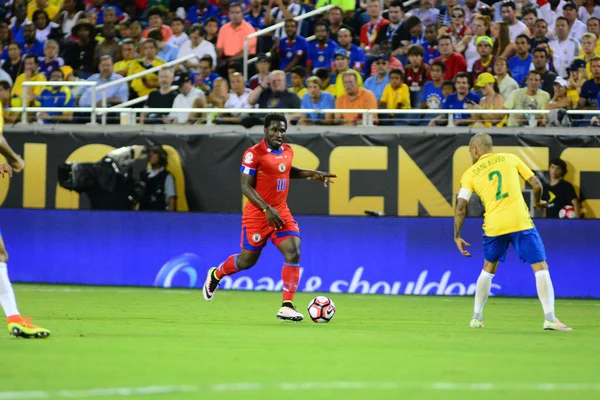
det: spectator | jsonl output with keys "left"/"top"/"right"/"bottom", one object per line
{"left": 32, "top": 9, "right": 58, "bottom": 42}
{"left": 439, "top": 6, "right": 472, "bottom": 44}
{"left": 11, "top": 54, "right": 46, "bottom": 109}
{"left": 298, "top": 76, "right": 335, "bottom": 125}
{"left": 20, "top": 23, "right": 45, "bottom": 58}
{"left": 148, "top": 29, "right": 178, "bottom": 63}
{"left": 245, "top": 0, "right": 268, "bottom": 31}
{"left": 463, "top": 0, "right": 483, "bottom": 28}
{"left": 568, "top": 58, "right": 587, "bottom": 103}
{"left": 368, "top": 40, "right": 404, "bottom": 77}
{"left": 138, "top": 146, "right": 177, "bottom": 212}
{"left": 548, "top": 76, "right": 575, "bottom": 109}
{"left": 501, "top": 1, "right": 528, "bottom": 41}
{"left": 468, "top": 72, "right": 505, "bottom": 127}
{"left": 142, "top": 8, "right": 173, "bottom": 40}
{"left": 55, "top": 0, "right": 85, "bottom": 41}
{"left": 266, "top": 0, "right": 304, "bottom": 39}
{"left": 129, "top": 39, "right": 166, "bottom": 98}
{"left": 333, "top": 48, "right": 363, "bottom": 97}
{"left": 521, "top": 7, "right": 538, "bottom": 39}
{"left": 187, "top": 0, "right": 219, "bottom": 25}
{"left": 456, "top": 14, "right": 492, "bottom": 71}
{"left": 376, "top": 1, "right": 410, "bottom": 58}
{"left": 204, "top": 18, "right": 220, "bottom": 46}
{"left": 95, "top": 23, "right": 122, "bottom": 66}
{"left": 580, "top": 0, "right": 600, "bottom": 25}
{"left": 404, "top": 44, "right": 429, "bottom": 108}
{"left": 491, "top": 21, "right": 516, "bottom": 59}
{"left": 289, "top": 66, "right": 307, "bottom": 99}
{"left": 79, "top": 56, "right": 128, "bottom": 107}
{"left": 37, "top": 69, "right": 74, "bottom": 124}
{"left": 38, "top": 40, "right": 64, "bottom": 79}
{"left": 494, "top": 56, "right": 519, "bottom": 100}
{"left": 215, "top": 0, "right": 233, "bottom": 27}
{"left": 422, "top": 24, "right": 440, "bottom": 65}
{"left": 178, "top": 24, "right": 217, "bottom": 69}
{"left": 129, "top": 21, "right": 144, "bottom": 54}
{"left": 577, "top": 57, "right": 600, "bottom": 109}
{"left": 405, "top": 15, "right": 426, "bottom": 47}
{"left": 577, "top": 33, "right": 600, "bottom": 75}
{"left": 9, "top": 2, "right": 28, "bottom": 46}
{"left": 531, "top": 18, "right": 549, "bottom": 50}
{"left": 337, "top": 28, "right": 366, "bottom": 72}
{"left": 429, "top": 72, "right": 480, "bottom": 126}
{"left": 364, "top": 54, "right": 390, "bottom": 102}
{"left": 166, "top": 18, "right": 189, "bottom": 48}
{"left": 505, "top": 71, "right": 550, "bottom": 127}
{"left": 379, "top": 68, "right": 410, "bottom": 125}
{"left": 247, "top": 70, "right": 301, "bottom": 109}
{"left": 442, "top": 80, "right": 455, "bottom": 98}
{"left": 2, "top": 42, "right": 22, "bottom": 83}
{"left": 421, "top": 60, "right": 444, "bottom": 110}
{"left": 408, "top": 0, "right": 439, "bottom": 27}
{"left": 193, "top": 55, "right": 220, "bottom": 95}
{"left": 433, "top": 34, "right": 467, "bottom": 81}
{"left": 542, "top": 158, "right": 581, "bottom": 218}
{"left": 315, "top": 67, "right": 337, "bottom": 97}
{"left": 536, "top": 41, "right": 560, "bottom": 75}
{"left": 316, "top": 0, "right": 355, "bottom": 18}
{"left": 538, "top": 0, "right": 565, "bottom": 34}
{"left": 307, "top": 21, "right": 339, "bottom": 73}
{"left": 328, "top": 6, "right": 350, "bottom": 42}
{"left": 27, "top": 0, "right": 59, "bottom": 21}
{"left": 508, "top": 34, "right": 532, "bottom": 86}
{"left": 587, "top": 17, "right": 600, "bottom": 53}
{"left": 335, "top": 71, "right": 378, "bottom": 125}
{"left": 62, "top": 20, "right": 97, "bottom": 78}
{"left": 216, "top": 3, "right": 257, "bottom": 67}
{"left": 206, "top": 77, "right": 229, "bottom": 108}
{"left": 114, "top": 39, "right": 136, "bottom": 76}
{"left": 214, "top": 72, "right": 253, "bottom": 124}
{"left": 277, "top": 19, "right": 308, "bottom": 72}
{"left": 550, "top": 17, "right": 581, "bottom": 78}
{"left": 141, "top": 68, "right": 177, "bottom": 124}
{"left": 532, "top": 47, "right": 558, "bottom": 97}
{"left": 360, "top": 0, "right": 389, "bottom": 52}
{"left": 471, "top": 35, "right": 496, "bottom": 82}
{"left": 88, "top": 0, "right": 126, "bottom": 26}
{"left": 563, "top": 1, "right": 586, "bottom": 41}
{"left": 0, "top": 22, "right": 8, "bottom": 50}
{"left": 437, "top": 0, "right": 456, "bottom": 26}
{"left": 248, "top": 53, "right": 271, "bottom": 90}
{"left": 167, "top": 74, "right": 207, "bottom": 124}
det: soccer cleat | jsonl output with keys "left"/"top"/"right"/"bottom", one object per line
{"left": 203, "top": 267, "right": 220, "bottom": 301}
{"left": 470, "top": 319, "right": 484, "bottom": 328}
{"left": 277, "top": 305, "right": 304, "bottom": 322}
{"left": 543, "top": 319, "right": 573, "bottom": 331}
{"left": 7, "top": 316, "right": 50, "bottom": 339}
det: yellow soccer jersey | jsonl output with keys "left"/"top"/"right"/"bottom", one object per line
{"left": 460, "top": 153, "right": 535, "bottom": 236}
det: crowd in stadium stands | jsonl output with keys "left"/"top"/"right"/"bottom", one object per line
{"left": 1, "top": 0, "right": 600, "bottom": 126}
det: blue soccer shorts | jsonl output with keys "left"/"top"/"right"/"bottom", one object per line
{"left": 483, "top": 227, "right": 547, "bottom": 264}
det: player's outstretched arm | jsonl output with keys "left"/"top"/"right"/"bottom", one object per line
{"left": 0, "top": 135, "right": 25, "bottom": 173}
{"left": 527, "top": 175, "right": 547, "bottom": 210}
{"left": 290, "top": 166, "right": 336, "bottom": 187}
{"left": 454, "top": 198, "right": 472, "bottom": 257}
{"left": 240, "top": 172, "right": 285, "bottom": 229}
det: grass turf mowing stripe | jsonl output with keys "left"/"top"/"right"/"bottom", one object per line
{"left": 2, "top": 382, "right": 600, "bottom": 399}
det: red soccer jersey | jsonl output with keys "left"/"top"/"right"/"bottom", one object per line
{"left": 240, "top": 139, "right": 294, "bottom": 217}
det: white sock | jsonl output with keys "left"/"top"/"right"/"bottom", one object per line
{"left": 0, "top": 262, "right": 20, "bottom": 317}
{"left": 535, "top": 270, "right": 556, "bottom": 322}
{"left": 472, "top": 270, "right": 494, "bottom": 321}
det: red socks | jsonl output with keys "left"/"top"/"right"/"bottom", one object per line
{"left": 282, "top": 263, "right": 300, "bottom": 303}
{"left": 215, "top": 254, "right": 239, "bottom": 279}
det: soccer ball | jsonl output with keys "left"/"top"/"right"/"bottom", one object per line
{"left": 307, "top": 296, "right": 336, "bottom": 323}
{"left": 558, "top": 205, "right": 576, "bottom": 219}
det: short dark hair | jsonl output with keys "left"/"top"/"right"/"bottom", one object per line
{"left": 501, "top": 1, "right": 516, "bottom": 10}
{"left": 588, "top": 17, "right": 600, "bottom": 25}
{"left": 314, "top": 20, "right": 330, "bottom": 33}
{"left": 189, "top": 23, "right": 205, "bottom": 36}
{"left": 23, "top": 53, "right": 38, "bottom": 64}
{"left": 389, "top": 68, "right": 404, "bottom": 79}
{"left": 264, "top": 113, "right": 288, "bottom": 130}
{"left": 171, "top": 17, "right": 185, "bottom": 24}
{"left": 389, "top": 1, "right": 404, "bottom": 9}
{"left": 455, "top": 71, "right": 472, "bottom": 84}
{"left": 290, "top": 66, "right": 306, "bottom": 78}
{"left": 533, "top": 47, "right": 549, "bottom": 59}
{"left": 549, "top": 158, "right": 567, "bottom": 176}
{"left": 205, "top": 17, "right": 219, "bottom": 25}
{"left": 315, "top": 68, "right": 330, "bottom": 81}
{"left": 229, "top": 2, "right": 243, "bottom": 12}
{"left": 0, "top": 81, "right": 10, "bottom": 91}
{"left": 147, "top": 28, "right": 164, "bottom": 41}
{"left": 438, "top": 34, "right": 453, "bottom": 44}
{"left": 147, "top": 7, "right": 165, "bottom": 19}
{"left": 528, "top": 70, "right": 542, "bottom": 79}
{"left": 515, "top": 34, "right": 529, "bottom": 42}
{"left": 404, "top": 15, "right": 422, "bottom": 31}
{"left": 431, "top": 60, "right": 445, "bottom": 73}
{"left": 535, "top": 18, "right": 548, "bottom": 26}
{"left": 407, "top": 44, "right": 424, "bottom": 57}
{"left": 284, "top": 18, "right": 298, "bottom": 28}
{"left": 556, "top": 16, "right": 569, "bottom": 25}
{"left": 442, "top": 80, "right": 455, "bottom": 90}
{"left": 8, "top": 40, "right": 21, "bottom": 49}
{"left": 143, "top": 38, "right": 158, "bottom": 49}
{"left": 199, "top": 55, "right": 213, "bottom": 67}
{"left": 522, "top": 7, "right": 537, "bottom": 17}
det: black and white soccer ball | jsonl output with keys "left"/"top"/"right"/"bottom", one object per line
{"left": 307, "top": 296, "right": 336, "bottom": 323}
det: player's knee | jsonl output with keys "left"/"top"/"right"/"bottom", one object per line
{"left": 284, "top": 248, "right": 300, "bottom": 264}
{"left": 237, "top": 254, "right": 258, "bottom": 270}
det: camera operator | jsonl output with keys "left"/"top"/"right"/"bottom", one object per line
{"left": 138, "top": 146, "right": 177, "bottom": 211}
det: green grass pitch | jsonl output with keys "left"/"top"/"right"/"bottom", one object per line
{"left": 1, "top": 284, "right": 599, "bottom": 400}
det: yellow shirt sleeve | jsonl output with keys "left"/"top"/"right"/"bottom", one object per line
{"left": 512, "top": 154, "right": 534, "bottom": 181}
{"left": 400, "top": 84, "right": 411, "bottom": 109}
{"left": 460, "top": 169, "right": 474, "bottom": 192}
{"left": 381, "top": 85, "right": 391, "bottom": 105}
{"left": 0, "top": 101, "right": 4, "bottom": 133}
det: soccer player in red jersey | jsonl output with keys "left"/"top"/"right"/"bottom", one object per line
{"left": 202, "top": 113, "right": 336, "bottom": 321}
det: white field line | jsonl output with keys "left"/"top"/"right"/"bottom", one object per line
{"left": 1, "top": 382, "right": 600, "bottom": 399}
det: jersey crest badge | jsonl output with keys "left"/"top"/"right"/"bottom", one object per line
{"left": 278, "top": 163, "right": 286, "bottom": 172}
{"left": 252, "top": 233, "right": 262, "bottom": 243}
{"left": 244, "top": 152, "right": 254, "bottom": 164}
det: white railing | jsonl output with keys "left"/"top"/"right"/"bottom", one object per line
{"left": 96, "top": 54, "right": 197, "bottom": 124}
{"left": 7, "top": 107, "right": 599, "bottom": 127}
{"left": 243, "top": 5, "right": 335, "bottom": 80}
{"left": 21, "top": 81, "right": 97, "bottom": 124}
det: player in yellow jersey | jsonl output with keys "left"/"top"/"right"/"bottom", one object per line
{"left": 454, "top": 133, "right": 572, "bottom": 331}
{"left": 0, "top": 81, "right": 50, "bottom": 338}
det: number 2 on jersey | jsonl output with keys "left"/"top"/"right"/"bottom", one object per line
{"left": 488, "top": 171, "right": 509, "bottom": 201}
{"left": 277, "top": 178, "right": 287, "bottom": 192}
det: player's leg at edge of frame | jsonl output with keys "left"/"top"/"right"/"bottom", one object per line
{"left": 0, "top": 235, "right": 51, "bottom": 338}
